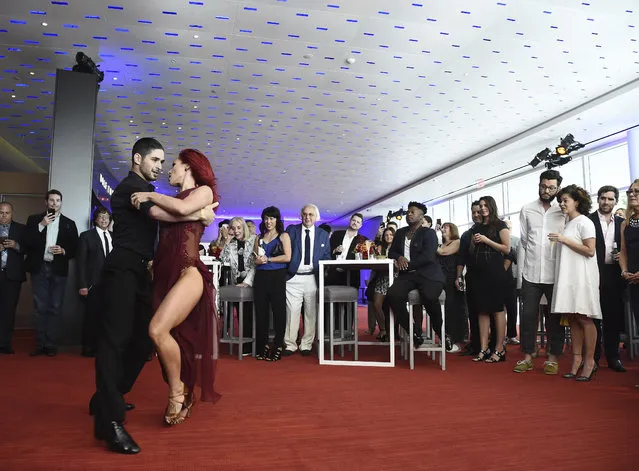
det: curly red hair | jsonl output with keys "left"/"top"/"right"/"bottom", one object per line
{"left": 178, "top": 148, "right": 219, "bottom": 203}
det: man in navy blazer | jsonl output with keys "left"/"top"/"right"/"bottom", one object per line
{"left": 283, "top": 204, "right": 332, "bottom": 356}
{"left": 0, "top": 202, "right": 26, "bottom": 354}
{"left": 386, "top": 202, "right": 445, "bottom": 347}
{"left": 588, "top": 185, "right": 626, "bottom": 372}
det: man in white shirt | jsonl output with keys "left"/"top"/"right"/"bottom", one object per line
{"left": 77, "top": 208, "right": 113, "bottom": 357}
{"left": 328, "top": 213, "right": 366, "bottom": 288}
{"left": 283, "top": 204, "right": 331, "bottom": 356}
{"left": 24, "top": 190, "right": 78, "bottom": 356}
{"left": 514, "top": 170, "right": 567, "bottom": 375}
{"left": 588, "top": 186, "right": 626, "bottom": 372}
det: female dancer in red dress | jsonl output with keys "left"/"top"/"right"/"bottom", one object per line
{"left": 131, "top": 148, "right": 220, "bottom": 425}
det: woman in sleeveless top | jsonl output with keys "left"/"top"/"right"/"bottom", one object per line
{"left": 468, "top": 196, "right": 511, "bottom": 363}
{"left": 253, "top": 206, "right": 291, "bottom": 361}
{"left": 131, "top": 148, "right": 220, "bottom": 425}
{"left": 371, "top": 227, "right": 395, "bottom": 342}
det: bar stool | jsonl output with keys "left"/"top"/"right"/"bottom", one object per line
{"left": 219, "top": 285, "right": 256, "bottom": 360}
{"left": 323, "top": 286, "right": 359, "bottom": 360}
{"left": 404, "top": 289, "right": 447, "bottom": 370}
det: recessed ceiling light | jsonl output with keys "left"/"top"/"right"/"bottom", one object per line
{"left": 303, "top": 53, "right": 313, "bottom": 59}
{"left": 113, "top": 77, "right": 118, "bottom": 80}
{"left": 193, "top": 34, "right": 199, "bottom": 39}
{"left": 29, "top": 72, "right": 35, "bottom": 75}
{"left": 11, "top": 94, "right": 16, "bottom": 98}
{"left": 41, "top": 22, "right": 48, "bottom": 27}
{"left": 162, "top": 121, "right": 166, "bottom": 125}
{"left": 193, "top": 105, "right": 197, "bottom": 108}
{"left": 178, "top": 126, "right": 182, "bottom": 130}
{"left": 129, "top": 120, "right": 133, "bottom": 123}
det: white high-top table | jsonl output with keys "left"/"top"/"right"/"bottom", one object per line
{"left": 318, "top": 258, "right": 395, "bottom": 367}
{"left": 200, "top": 256, "right": 221, "bottom": 306}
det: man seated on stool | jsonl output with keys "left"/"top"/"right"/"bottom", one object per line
{"left": 386, "top": 202, "right": 445, "bottom": 348}
{"left": 283, "top": 204, "right": 331, "bottom": 356}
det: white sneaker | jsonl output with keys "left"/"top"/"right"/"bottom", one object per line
{"left": 448, "top": 344, "right": 461, "bottom": 353}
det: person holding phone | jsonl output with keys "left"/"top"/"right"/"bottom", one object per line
{"left": 24, "top": 190, "right": 79, "bottom": 358}
{"left": 0, "top": 202, "right": 26, "bottom": 355}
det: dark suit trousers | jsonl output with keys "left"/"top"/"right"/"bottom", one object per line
{"left": 81, "top": 288, "right": 100, "bottom": 353}
{"left": 387, "top": 272, "right": 444, "bottom": 336}
{"left": 93, "top": 251, "right": 153, "bottom": 425}
{"left": 594, "top": 265, "right": 625, "bottom": 364}
{"left": 0, "top": 271, "right": 22, "bottom": 349}
{"left": 504, "top": 279, "right": 518, "bottom": 339}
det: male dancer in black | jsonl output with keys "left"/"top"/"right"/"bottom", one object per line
{"left": 91, "top": 138, "right": 216, "bottom": 454}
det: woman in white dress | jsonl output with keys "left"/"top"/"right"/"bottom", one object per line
{"left": 548, "top": 185, "right": 602, "bottom": 382}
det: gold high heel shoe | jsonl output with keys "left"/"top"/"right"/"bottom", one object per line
{"left": 164, "top": 383, "right": 187, "bottom": 426}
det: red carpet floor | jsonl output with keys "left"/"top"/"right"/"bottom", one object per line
{"left": 1, "top": 311, "right": 638, "bottom": 471}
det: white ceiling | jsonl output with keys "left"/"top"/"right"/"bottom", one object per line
{"left": 0, "top": 0, "right": 638, "bottom": 224}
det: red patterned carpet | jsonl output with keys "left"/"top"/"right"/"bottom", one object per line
{"left": 1, "top": 314, "right": 638, "bottom": 471}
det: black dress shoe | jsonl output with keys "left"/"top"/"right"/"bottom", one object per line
{"left": 45, "top": 348, "right": 57, "bottom": 357}
{"left": 29, "top": 347, "right": 46, "bottom": 357}
{"left": 101, "top": 421, "right": 141, "bottom": 454}
{"left": 282, "top": 349, "right": 295, "bottom": 357}
{"left": 608, "top": 359, "right": 627, "bottom": 372}
{"left": 413, "top": 335, "right": 424, "bottom": 348}
{"left": 0, "top": 347, "right": 15, "bottom": 354}
{"left": 300, "top": 349, "right": 312, "bottom": 357}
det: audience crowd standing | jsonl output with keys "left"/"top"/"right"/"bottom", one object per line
{"left": 2, "top": 170, "right": 638, "bottom": 388}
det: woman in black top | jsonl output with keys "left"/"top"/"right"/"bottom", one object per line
{"left": 437, "top": 223, "right": 468, "bottom": 352}
{"left": 469, "top": 196, "right": 511, "bottom": 363}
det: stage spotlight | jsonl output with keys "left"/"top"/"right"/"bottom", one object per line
{"left": 530, "top": 148, "right": 552, "bottom": 168}
{"left": 555, "top": 133, "right": 584, "bottom": 156}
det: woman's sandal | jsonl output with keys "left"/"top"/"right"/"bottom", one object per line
{"left": 266, "top": 346, "right": 283, "bottom": 362}
{"left": 255, "top": 345, "right": 271, "bottom": 361}
{"left": 164, "top": 383, "right": 187, "bottom": 426}
{"left": 485, "top": 349, "right": 506, "bottom": 363}
{"left": 472, "top": 349, "right": 491, "bottom": 362}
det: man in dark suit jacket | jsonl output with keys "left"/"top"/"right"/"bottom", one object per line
{"left": 0, "top": 202, "right": 26, "bottom": 354}
{"left": 588, "top": 185, "right": 626, "bottom": 372}
{"left": 386, "top": 202, "right": 445, "bottom": 347}
{"left": 327, "top": 212, "right": 367, "bottom": 289}
{"left": 283, "top": 204, "right": 332, "bottom": 356}
{"left": 77, "top": 208, "right": 113, "bottom": 357}
{"left": 24, "top": 189, "right": 78, "bottom": 357}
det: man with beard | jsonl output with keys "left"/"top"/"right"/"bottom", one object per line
{"left": 513, "top": 170, "right": 567, "bottom": 374}
{"left": 588, "top": 186, "right": 626, "bottom": 372}
{"left": 386, "top": 202, "right": 445, "bottom": 347}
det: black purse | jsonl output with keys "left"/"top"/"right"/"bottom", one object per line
{"left": 271, "top": 236, "right": 285, "bottom": 257}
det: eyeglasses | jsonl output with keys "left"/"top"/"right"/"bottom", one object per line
{"left": 539, "top": 184, "right": 558, "bottom": 192}
{"left": 626, "top": 189, "right": 639, "bottom": 196}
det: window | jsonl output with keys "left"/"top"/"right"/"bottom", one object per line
{"left": 506, "top": 171, "right": 542, "bottom": 214}
{"left": 451, "top": 195, "right": 469, "bottom": 226}
{"left": 557, "top": 157, "right": 584, "bottom": 188}
{"left": 588, "top": 144, "right": 630, "bottom": 193}
{"left": 430, "top": 201, "right": 450, "bottom": 225}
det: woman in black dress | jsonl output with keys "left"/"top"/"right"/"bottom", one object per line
{"left": 469, "top": 196, "right": 511, "bottom": 363}
{"left": 619, "top": 179, "right": 639, "bottom": 388}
